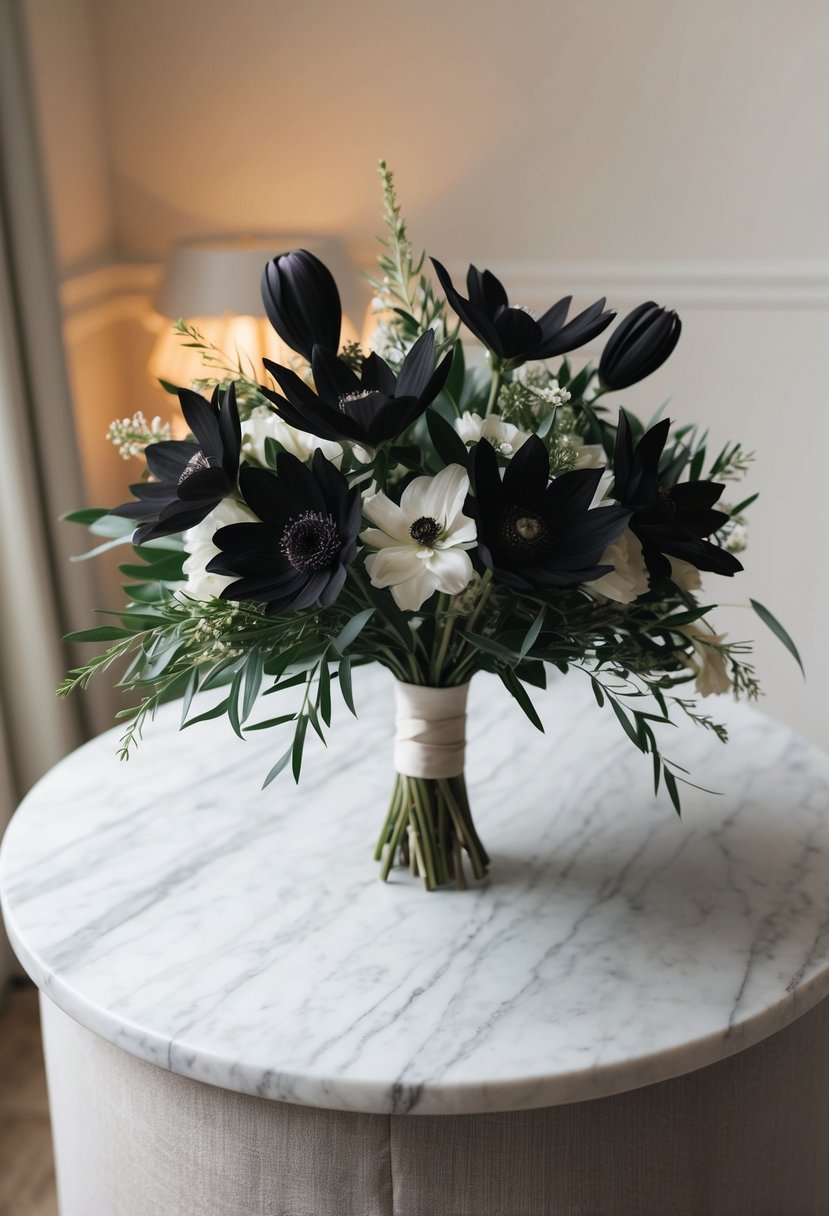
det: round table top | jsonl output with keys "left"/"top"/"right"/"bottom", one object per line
{"left": 2, "top": 667, "right": 829, "bottom": 1116}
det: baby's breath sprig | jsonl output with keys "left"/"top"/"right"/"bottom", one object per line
{"left": 106, "top": 411, "right": 171, "bottom": 460}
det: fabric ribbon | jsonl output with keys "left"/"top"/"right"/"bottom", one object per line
{"left": 393, "top": 682, "right": 470, "bottom": 779}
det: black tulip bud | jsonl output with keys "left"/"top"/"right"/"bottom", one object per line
{"left": 261, "top": 249, "right": 342, "bottom": 362}
{"left": 599, "top": 302, "right": 681, "bottom": 391}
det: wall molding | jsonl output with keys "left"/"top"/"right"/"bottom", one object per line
{"left": 59, "top": 257, "right": 829, "bottom": 341}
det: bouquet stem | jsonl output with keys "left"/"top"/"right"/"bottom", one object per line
{"left": 374, "top": 771, "right": 490, "bottom": 890}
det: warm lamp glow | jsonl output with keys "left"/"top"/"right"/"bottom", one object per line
{"left": 148, "top": 235, "right": 364, "bottom": 390}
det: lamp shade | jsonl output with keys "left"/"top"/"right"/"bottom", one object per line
{"left": 149, "top": 234, "right": 367, "bottom": 389}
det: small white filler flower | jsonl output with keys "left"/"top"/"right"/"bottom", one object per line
{"left": 362, "top": 464, "right": 477, "bottom": 611}
{"left": 454, "top": 411, "right": 530, "bottom": 457}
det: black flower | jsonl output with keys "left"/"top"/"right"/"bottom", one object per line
{"left": 112, "top": 385, "right": 241, "bottom": 545}
{"left": 260, "top": 329, "right": 452, "bottom": 447}
{"left": 261, "top": 249, "right": 342, "bottom": 362}
{"left": 431, "top": 259, "right": 615, "bottom": 368}
{"left": 206, "top": 450, "right": 361, "bottom": 613}
{"left": 612, "top": 411, "right": 743, "bottom": 579}
{"left": 599, "top": 302, "right": 681, "bottom": 391}
{"left": 465, "top": 435, "right": 630, "bottom": 592}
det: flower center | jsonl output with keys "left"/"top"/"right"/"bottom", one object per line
{"left": 178, "top": 450, "right": 210, "bottom": 484}
{"left": 497, "top": 507, "right": 552, "bottom": 559}
{"left": 280, "top": 511, "right": 340, "bottom": 572}
{"left": 409, "top": 516, "right": 441, "bottom": 546}
{"left": 338, "top": 389, "right": 374, "bottom": 414}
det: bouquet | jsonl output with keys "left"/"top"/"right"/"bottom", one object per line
{"left": 61, "top": 162, "right": 800, "bottom": 890}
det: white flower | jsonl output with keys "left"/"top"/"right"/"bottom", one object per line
{"left": 586, "top": 526, "right": 650, "bottom": 604}
{"left": 361, "top": 464, "right": 477, "bottom": 611}
{"left": 669, "top": 557, "right": 702, "bottom": 592}
{"left": 241, "top": 405, "right": 342, "bottom": 467}
{"left": 181, "top": 498, "right": 257, "bottom": 602}
{"left": 454, "top": 411, "right": 530, "bottom": 457}
{"left": 678, "top": 621, "right": 732, "bottom": 697}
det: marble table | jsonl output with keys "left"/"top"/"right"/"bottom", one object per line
{"left": 3, "top": 667, "right": 829, "bottom": 1215}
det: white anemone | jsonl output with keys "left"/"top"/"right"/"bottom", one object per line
{"left": 241, "top": 405, "right": 342, "bottom": 467}
{"left": 362, "top": 464, "right": 477, "bottom": 611}
{"left": 679, "top": 621, "right": 732, "bottom": 697}
{"left": 454, "top": 411, "right": 530, "bottom": 458}
{"left": 587, "top": 526, "right": 650, "bottom": 604}
{"left": 181, "top": 498, "right": 257, "bottom": 602}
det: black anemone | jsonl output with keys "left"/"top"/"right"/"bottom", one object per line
{"left": 112, "top": 385, "right": 241, "bottom": 545}
{"left": 206, "top": 450, "right": 360, "bottom": 614}
{"left": 431, "top": 259, "right": 615, "bottom": 368}
{"left": 260, "top": 329, "right": 452, "bottom": 447}
{"left": 465, "top": 435, "right": 630, "bottom": 592}
{"left": 599, "top": 302, "right": 681, "bottom": 391}
{"left": 261, "top": 249, "right": 341, "bottom": 361}
{"left": 612, "top": 411, "right": 743, "bottom": 579}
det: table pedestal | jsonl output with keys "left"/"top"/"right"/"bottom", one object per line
{"left": 42, "top": 994, "right": 829, "bottom": 1216}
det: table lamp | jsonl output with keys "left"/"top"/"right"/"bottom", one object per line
{"left": 147, "top": 235, "right": 364, "bottom": 389}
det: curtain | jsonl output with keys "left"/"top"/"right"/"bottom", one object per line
{"left": 0, "top": 0, "right": 102, "bottom": 981}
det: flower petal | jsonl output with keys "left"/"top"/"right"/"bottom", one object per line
{"left": 362, "top": 492, "right": 412, "bottom": 542}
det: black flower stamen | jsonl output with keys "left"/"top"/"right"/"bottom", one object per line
{"left": 409, "top": 516, "right": 441, "bottom": 546}
{"left": 280, "top": 511, "right": 340, "bottom": 572}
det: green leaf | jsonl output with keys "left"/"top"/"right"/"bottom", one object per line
{"left": 318, "top": 658, "right": 332, "bottom": 727}
{"left": 182, "top": 697, "right": 231, "bottom": 727}
{"left": 609, "top": 698, "right": 646, "bottom": 752}
{"left": 730, "top": 492, "right": 759, "bottom": 516}
{"left": 590, "top": 677, "right": 605, "bottom": 708}
{"left": 242, "top": 650, "right": 265, "bottom": 722}
{"left": 750, "top": 599, "right": 804, "bottom": 675}
{"left": 519, "top": 606, "right": 546, "bottom": 659}
{"left": 664, "top": 768, "right": 682, "bottom": 816}
{"left": 180, "top": 667, "right": 199, "bottom": 727}
{"left": 338, "top": 655, "right": 356, "bottom": 715}
{"left": 362, "top": 583, "right": 415, "bottom": 651}
{"left": 459, "top": 631, "right": 519, "bottom": 664}
{"left": 262, "top": 743, "right": 293, "bottom": 788}
{"left": 333, "top": 608, "right": 375, "bottom": 655}
{"left": 500, "top": 669, "right": 544, "bottom": 732}
{"left": 245, "top": 713, "right": 297, "bottom": 732}
{"left": 227, "top": 669, "right": 245, "bottom": 739}
{"left": 70, "top": 534, "right": 134, "bottom": 561}
{"left": 664, "top": 604, "right": 717, "bottom": 628}
{"left": 124, "top": 582, "right": 172, "bottom": 604}
{"left": 292, "top": 715, "right": 308, "bottom": 782}
{"left": 61, "top": 507, "right": 112, "bottom": 527}
{"left": 63, "top": 625, "right": 134, "bottom": 643}
{"left": 426, "top": 408, "right": 468, "bottom": 467}
{"left": 85, "top": 514, "right": 135, "bottom": 539}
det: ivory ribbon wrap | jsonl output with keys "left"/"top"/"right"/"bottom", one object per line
{"left": 393, "top": 682, "right": 470, "bottom": 779}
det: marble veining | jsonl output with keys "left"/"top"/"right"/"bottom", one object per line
{"left": 2, "top": 667, "right": 829, "bottom": 1115}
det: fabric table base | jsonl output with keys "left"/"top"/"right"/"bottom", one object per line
{"left": 41, "top": 994, "right": 829, "bottom": 1215}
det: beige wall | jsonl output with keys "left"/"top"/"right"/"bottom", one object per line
{"left": 87, "top": 0, "right": 829, "bottom": 266}
{"left": 20, "top": 0, "right": 829, "bottom": 751}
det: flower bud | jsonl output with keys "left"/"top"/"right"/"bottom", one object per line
{"left": 599, "top": 302, "right": 681, "bottom": 391}
{"left": 261, "top": 249, "right": 342, "bottom": 361}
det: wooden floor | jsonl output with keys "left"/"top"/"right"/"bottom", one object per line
{"left": 0, "top": 981, "right": 58, "bottom": 1216}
